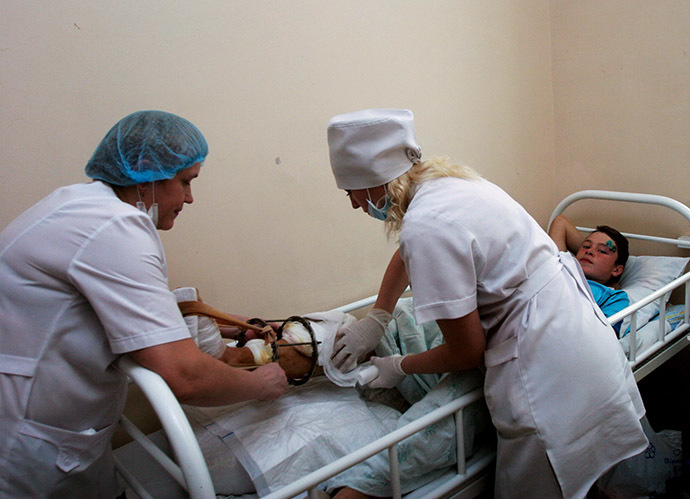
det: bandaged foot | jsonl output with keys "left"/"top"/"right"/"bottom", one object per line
{"left": 236, "top": 320, "right": 318, "bottom": 379}
{"left": 245, "top": 339, "right": 273, "bottom": 365}
{"left": 221, "top": 336, "right": 315, "bottom": 379}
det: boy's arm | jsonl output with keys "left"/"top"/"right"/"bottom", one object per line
{"left": 548, "top": 214, "right": 585, "bottom": 253}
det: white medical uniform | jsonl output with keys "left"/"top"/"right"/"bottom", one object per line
{"left": 399, "top": 177, "right": 647, "bottom": 498}
{"left": 0, "top": 181, "right": 191, "bottom": 498}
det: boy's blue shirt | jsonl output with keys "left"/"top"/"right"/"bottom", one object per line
{"left": 588, "top": 280, "right": 630, "bottom": 335}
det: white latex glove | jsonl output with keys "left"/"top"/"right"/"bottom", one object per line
{"left": 369, "top": 354, "right": 407, "bottom": 389}
{"left": 331, "top": 308, "right": 392, "bottom": 372}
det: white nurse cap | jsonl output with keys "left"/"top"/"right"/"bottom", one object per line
{"left": 327, "top": 109, "right": 422, "bottom": 190}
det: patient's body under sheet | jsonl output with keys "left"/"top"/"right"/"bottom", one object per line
{"left": 320, "top": 299, "right": 488, "bottom": 496}
{"left": 183, "top": 298, "right": 489, "bottom": 497}
{"left": 185, "top": 377, "right": 400, "bottom": 496}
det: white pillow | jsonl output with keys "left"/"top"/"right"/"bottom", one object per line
{"left": 619, "top": 255, "right": 689, "bottom": 329}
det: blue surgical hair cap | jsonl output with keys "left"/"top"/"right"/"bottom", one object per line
{"left": 85, "top": 110, "right": 209, "bottom": 186}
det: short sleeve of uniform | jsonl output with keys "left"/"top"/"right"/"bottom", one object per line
{"left": 400, "top": 209, "right": 484, "bottom": 324}
{"left": 69, "top": 213, "right": 190, "bottom": 353}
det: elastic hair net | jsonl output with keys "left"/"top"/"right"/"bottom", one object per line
{"left": 85, "top": 110, "right": 209, "bottom": 186}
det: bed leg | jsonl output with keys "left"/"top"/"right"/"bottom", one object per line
{"left": 388, "top": 445, "right": 402, "bottom": 499}
{"left": 455, "top": 409, "right": 466, "bottom": 476}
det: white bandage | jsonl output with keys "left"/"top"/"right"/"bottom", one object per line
{"left": 355, "top": 365, "right": 379, "bottom": 386}
{"left": 173, "top": 287, "right": 200, "bottom": 343}
{"left": 281, "top": 321, "right": 313, "bottom": 355}
{"left": 173, "top": 287, "right": 226, "bottom": 359}
{"left": 197, "top": 316, "right": 227, "bottom": 359}
{"left": 245, "top": 339, "right": 274, "bottom": 365}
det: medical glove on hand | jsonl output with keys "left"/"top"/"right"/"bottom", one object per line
{"left": 331, "top": 308, "right": 392, "bottom": 372}
{"left": 253, "top": 363, "right": 288, "bottom": 401}
{"left": 369, "top": 354, "right": 408, "bottom": 389}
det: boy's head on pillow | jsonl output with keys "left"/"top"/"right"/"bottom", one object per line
{"left": 577, "top": 225, "right": 629, "bottom": 286}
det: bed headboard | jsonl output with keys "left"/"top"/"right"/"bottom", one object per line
{"left": 548, "top": 190, "right": 690, "bottom": 250}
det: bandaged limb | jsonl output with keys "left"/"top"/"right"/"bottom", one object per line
{"left": 274, "top": 320, "right": 322, "bottom": 382}
{"left": 174, "top": 288, "right": 320, "bottom": 383}
{"left": 276, "top": 338, "right": 318, "bottom": 380}
{"left": 330, "top": 249, "right": 407, "bottom": 374}
{"left": 218, "top": 335, "right": 317, "bottom": 381}
{"left": 173, "top": 287, "right": 227, "bottom": 359}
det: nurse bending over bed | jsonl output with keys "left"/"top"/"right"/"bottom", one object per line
{"left": 326, "top": 109, "right": 648, "bottom": 499}
{"left": 0, "top": 111, "right": 288, "bottom": 499}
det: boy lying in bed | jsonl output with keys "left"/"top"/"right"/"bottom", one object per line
{"left": 548, "top": 215, "right": 630, "bottom": 335}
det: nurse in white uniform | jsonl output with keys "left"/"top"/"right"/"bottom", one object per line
{"left": 327, "top": 109, "right": 647, "bottom": 498}
{"left": 0, "top": 111, "right": 287, "bottom": 498}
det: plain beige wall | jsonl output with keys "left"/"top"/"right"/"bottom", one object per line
{"left": 2, "top": 1, "right": 688, "bottom": 317}
{"left": 1, "top": 1, "right": 555, "bottom": 317}
{"left": 549, "top": 0, "right": 690, "bottom": 253}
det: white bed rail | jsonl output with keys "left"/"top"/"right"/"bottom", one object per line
{"left": 114, "top": 356, "right": 216, "bottom": 499}
{"left": 331, "top": 286, "right": 411, "bottom": 314}
{"left": 261, "top": 387, "right": 491, "bottom": 499}
{"left": 548, "top": 190, "right": 690, "bottom": 249}
{"left": 609, "top": 271, "right": 690, "bottom": 381}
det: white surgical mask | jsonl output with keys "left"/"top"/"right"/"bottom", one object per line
{"left": 136, "top": 183, "right": 159, "bottom": 226}
{"left": 366, "top": 188, "right": 391, "bottom": 221}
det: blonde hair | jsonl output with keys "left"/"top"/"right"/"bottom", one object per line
{"left": 385, "top": 156, "right": 481, "bottom": 237}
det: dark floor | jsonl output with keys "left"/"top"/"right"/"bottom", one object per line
{"left": 637, "top": 345, "right": 690, "bottom": 497}
{"left": 473, "top": 346, "right": 690, "bottom": 498}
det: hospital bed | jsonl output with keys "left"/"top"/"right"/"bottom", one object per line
{"left": 113, "top": 190, "right": 690, "bottom": 499}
